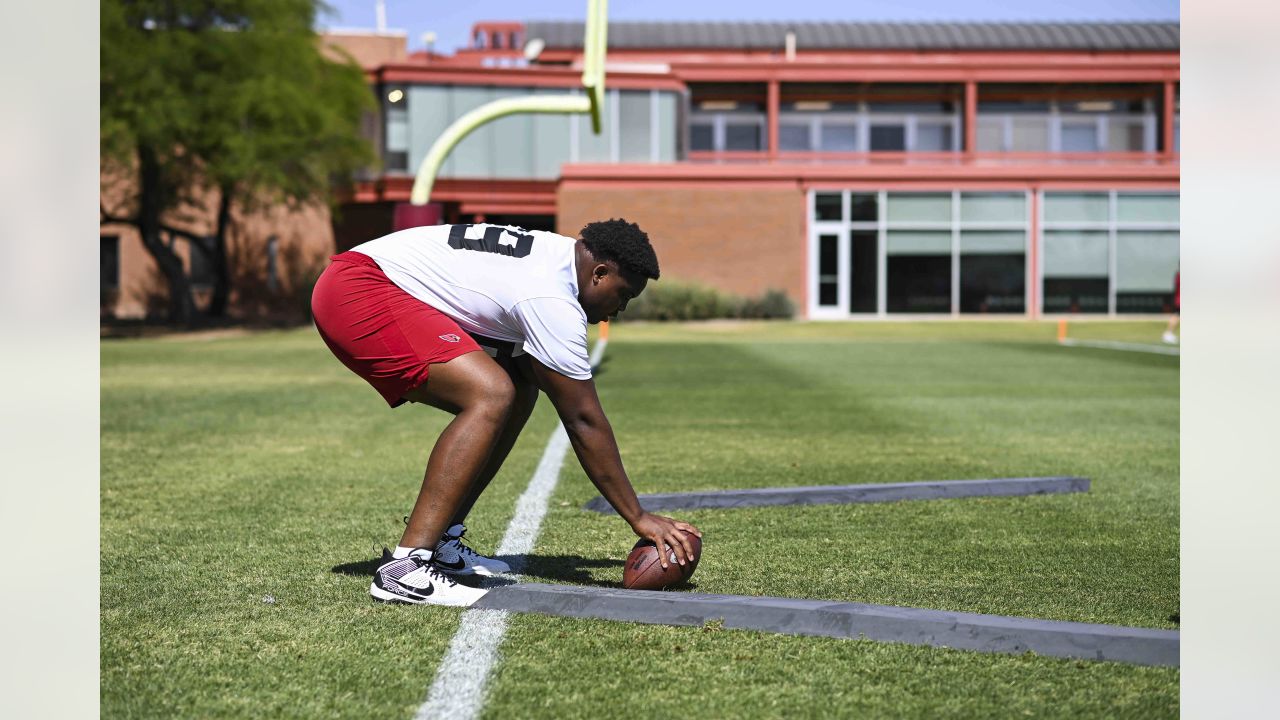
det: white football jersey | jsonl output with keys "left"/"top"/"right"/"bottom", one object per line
{"left": 351, "top": 223, "right": 591, "bottom": 380}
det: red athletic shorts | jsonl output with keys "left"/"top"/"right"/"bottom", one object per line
{"left": 311, "top": 251, "right": 482, "bottom": 407}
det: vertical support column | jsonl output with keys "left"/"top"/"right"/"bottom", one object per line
{"left": 1028, "top": 189, "right": 1040, "bottom": 319}
{"left": 767, "top": 79, "right": 780, "bottom": 159}
{"left": 964, "top": 81, "right": 978, "bottom": 158}
{"left": 1162, "top": 80, "right": 1177, "bottom": 158}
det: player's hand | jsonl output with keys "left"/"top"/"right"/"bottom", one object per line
{"left": 629, "top": 512, "right": 702, "bottom": 569}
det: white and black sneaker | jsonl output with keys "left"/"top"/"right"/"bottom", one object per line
{"left": 369, "top": 550, "right": 488, "bottom": 607}
{"left": 434, "top": 523, "right": 512, "bottom": 577}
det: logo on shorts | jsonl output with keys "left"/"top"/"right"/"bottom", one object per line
{"left": 439, "top": 334, "right": 461, "bottom": 343}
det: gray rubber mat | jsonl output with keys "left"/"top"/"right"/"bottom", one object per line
{"left": 473, "top": 582, "right": 1177, "bottom": 667}
{"left": 583, "top": 476, "right": 1090, "bottom": 514}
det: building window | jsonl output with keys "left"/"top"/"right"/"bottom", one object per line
{"left": 189, "top": 237, "right": 216, "bottom": 288}
{"left": 869, "top": 124, "right": 907, "bottom": 151}
{"left": 959, "top": 193, "right": 1027, "bottom": 314}
{"left": 817, "top": 233, "right": 838, "bottom": 306}
{"left": 1041, "top": 191, "right": 1179, "bottom": 314}
{"left": 810, "top": 190, "right": 1030, "bottom": 318}
{"left": 101, "top": 235, "right": 120, "bottom": 294}
{"left": 779, "top": 98, "right": 959, "bottom": 154}
{"left": 384, "top": 83, "right": 408, "bottom": 172}
{"left": 266, "top": 236, "right": 280, "bottom": 293}
{"left": 977, "top": 93, "right": 1158, "bottom": 153}
{"left": 689, "top": 101, "right": 765, "bottom": 152}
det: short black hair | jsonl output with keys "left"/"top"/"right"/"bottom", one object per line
{"left": 579, "top": 218, "right": 660, "bottom": 280}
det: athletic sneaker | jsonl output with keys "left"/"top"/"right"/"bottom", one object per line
{"left": 434, "top": 523, "right": 512, "bottom": 577}
{"left": 1162, "top": 331, "right": 1178, "bottom": 345}
{"left": 369, "top": 551, "right": 488, "bottom": 607}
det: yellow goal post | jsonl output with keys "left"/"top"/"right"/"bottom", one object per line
{"left": 408, "top": 0, "right": 607, "bottom": 207}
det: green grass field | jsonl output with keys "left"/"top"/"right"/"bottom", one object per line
{"left": 101, "top": 320, "right": 1178, "bottom": 718}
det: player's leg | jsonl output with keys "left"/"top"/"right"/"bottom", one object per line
{"left": 448, "top": 372, "right": 539, "bottom": 526}
{"left": 398, "top": 351, "right": 516, "bottom": 552}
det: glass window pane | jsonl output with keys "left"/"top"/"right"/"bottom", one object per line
{"left": 1116, "top": 231, "right": 1179, "bottom": 291}
{"left": 960, "top": 231, "right": 1025, "bottom": 254}
{"left": 1061, "top": 123, "right": 1100, "bottom": 152}
{"left": 819, "top": 122, "right": 857, "bottom": 151}
{"left": 886, "top": 193, "right": 951, "bottom": 223}
{"left": 779, "top": 123, "right": 810, "bottom": 151}
{"left": 1117, "top": 193, "right": 1179, "bottom": 223}
{"left": 818, "top": 234, "right": 838, "bottom": 306}
{"left": 690, "top": 123, "right": 714, "bottom": 151}
{"left": 888, "top": 255, "right": 951, "bottom": 313}
{"left": 976, "top": 118, "right": 1004, "bottom": 151}
{"left": 870, "top": 125, "right": 906, "bottom": 151}
{"left": 915, "top": 123, "right": 952, "bottom": 151}
{"left": 960, "top": 193, "right": 1025, "bottom": 223}
{"left": 1044, "top": 193, "right": 1110, "bottom": 223}
{"left": 1010, "top": 117, "right": 1049, "bottom": 151}
{"left": 578, "top": 91, "right": 613, "bottom": 162}
{"left": 1043, "top": 230, "right": 1109, "bottom": 277}
{"left": 850, "top": 230, "right": 878, "bottom": 312}
{"left": 655, "top": 92, "right": 677, "bottom": 162}
{"left": 491, "top": 102, "right": 534, "bottom": 177}
{"left": 961, "top": 254, "right": 1025, "bottom": 313}
{"left": 1043, "top": 278, "right": 1108, "bottom": 314}
{"left": 531, "top": 89, "right": 573, "bottom": 178}
{"left": 450, "top": 86, "right": 500, "bottom": 177}
{"left": 850, "top": 193, "right": 878, "bottom": 222}
{"left": 819, "top": 234, "right": 838, "bottom": 275}
{"left": 724, "top": 123, "right": 761, "bottom": 151}
{"left": 814, "top": 193, "right": 842, "bottom": 221}
{"left": 619, "top": 90, "right": 651, "bottom": 162}
{"left": 1107, "top": 120, "right": 1146, "bottom": 152}
{"left": 886, "top": 230, "right": 951, "bottom": 255}
{"left": 101, "top": 235, "right": 119, "bottom": 290}
{"left": 386, "top": 114, "right": 408, "bottom": 151}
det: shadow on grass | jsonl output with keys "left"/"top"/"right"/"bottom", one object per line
{"left": 330, "top": 552, "right": 633, "bottom": 589}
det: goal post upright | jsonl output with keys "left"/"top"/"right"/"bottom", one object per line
{"left": 406, "top": 0, "right": 608, "bottom": 209}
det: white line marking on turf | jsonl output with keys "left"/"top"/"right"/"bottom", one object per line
{"left": 415, "top": 338, "right": 607, "bottom": 720}
{"left": 1059, "top": 338, "right": 1180, "bottom": 356}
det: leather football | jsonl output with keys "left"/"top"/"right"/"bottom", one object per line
{"left": 622, "top": 530, "right": 702, "bottom": 590}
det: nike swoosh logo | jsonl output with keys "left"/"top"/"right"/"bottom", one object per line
{"left": 380, "top": 577, "right": 435, "bottom": 600}
{"left": 434, "top": 557, "right": 466, "bottom": 571}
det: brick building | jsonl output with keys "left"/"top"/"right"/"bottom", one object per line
{"left": 102, "top": 21, "right": 1180, "bottom": 320}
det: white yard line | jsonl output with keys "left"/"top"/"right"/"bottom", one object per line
{"left": 415, "top": 338, "right": 608, "bottom": 720}
{"left": 1059, "top": 338, "right": 1180, "bottom": 356}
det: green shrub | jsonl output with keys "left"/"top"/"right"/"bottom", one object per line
{"left": 620, "top": 279, "right": 794, "bottom": 321}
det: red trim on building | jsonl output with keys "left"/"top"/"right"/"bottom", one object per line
{"left": 539, "top": 49, "right": 1180, "bottom": 83}
{"left": 560, "top": 161, "right": 1179, "bottom": 186}
{"left": 1162, "top": 80, "right": 1177, "bottom": 158}
{"left": 354, "top": 177, "right": 558, "bottom": 214}
{"left": 376, "top": 64, "right": 685, "bottom": 91}
{"left": 767, "top": 80, "right": 780, "bottom": 159}
{"left": 964, "top": 81, "right": 978, "bottom": 156}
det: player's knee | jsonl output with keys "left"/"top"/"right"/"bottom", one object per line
{"left": 473, "top": 373, "right": 516, "bottom": 422}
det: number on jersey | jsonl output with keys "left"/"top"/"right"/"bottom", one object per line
{"left": 447, "top": 224, "right": 534, "bottom": 259}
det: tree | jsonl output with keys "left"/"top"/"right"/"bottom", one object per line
{"left": 101, "top": 0, "right": 373, "bottom": 323}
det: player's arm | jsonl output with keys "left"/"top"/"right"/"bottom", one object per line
{"left": 528, "top": 357, "right": 701, "bottom": 567}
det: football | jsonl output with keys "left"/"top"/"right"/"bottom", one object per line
{"left": 622, "top": 531, "right": 702, "bottom": 590}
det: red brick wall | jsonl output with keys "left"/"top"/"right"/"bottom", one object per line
{"left": 101, "top": 169, "right": 336, "bottom": 320}
{"left": 557, "top": 185, "right": 806, "bottom": 308}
